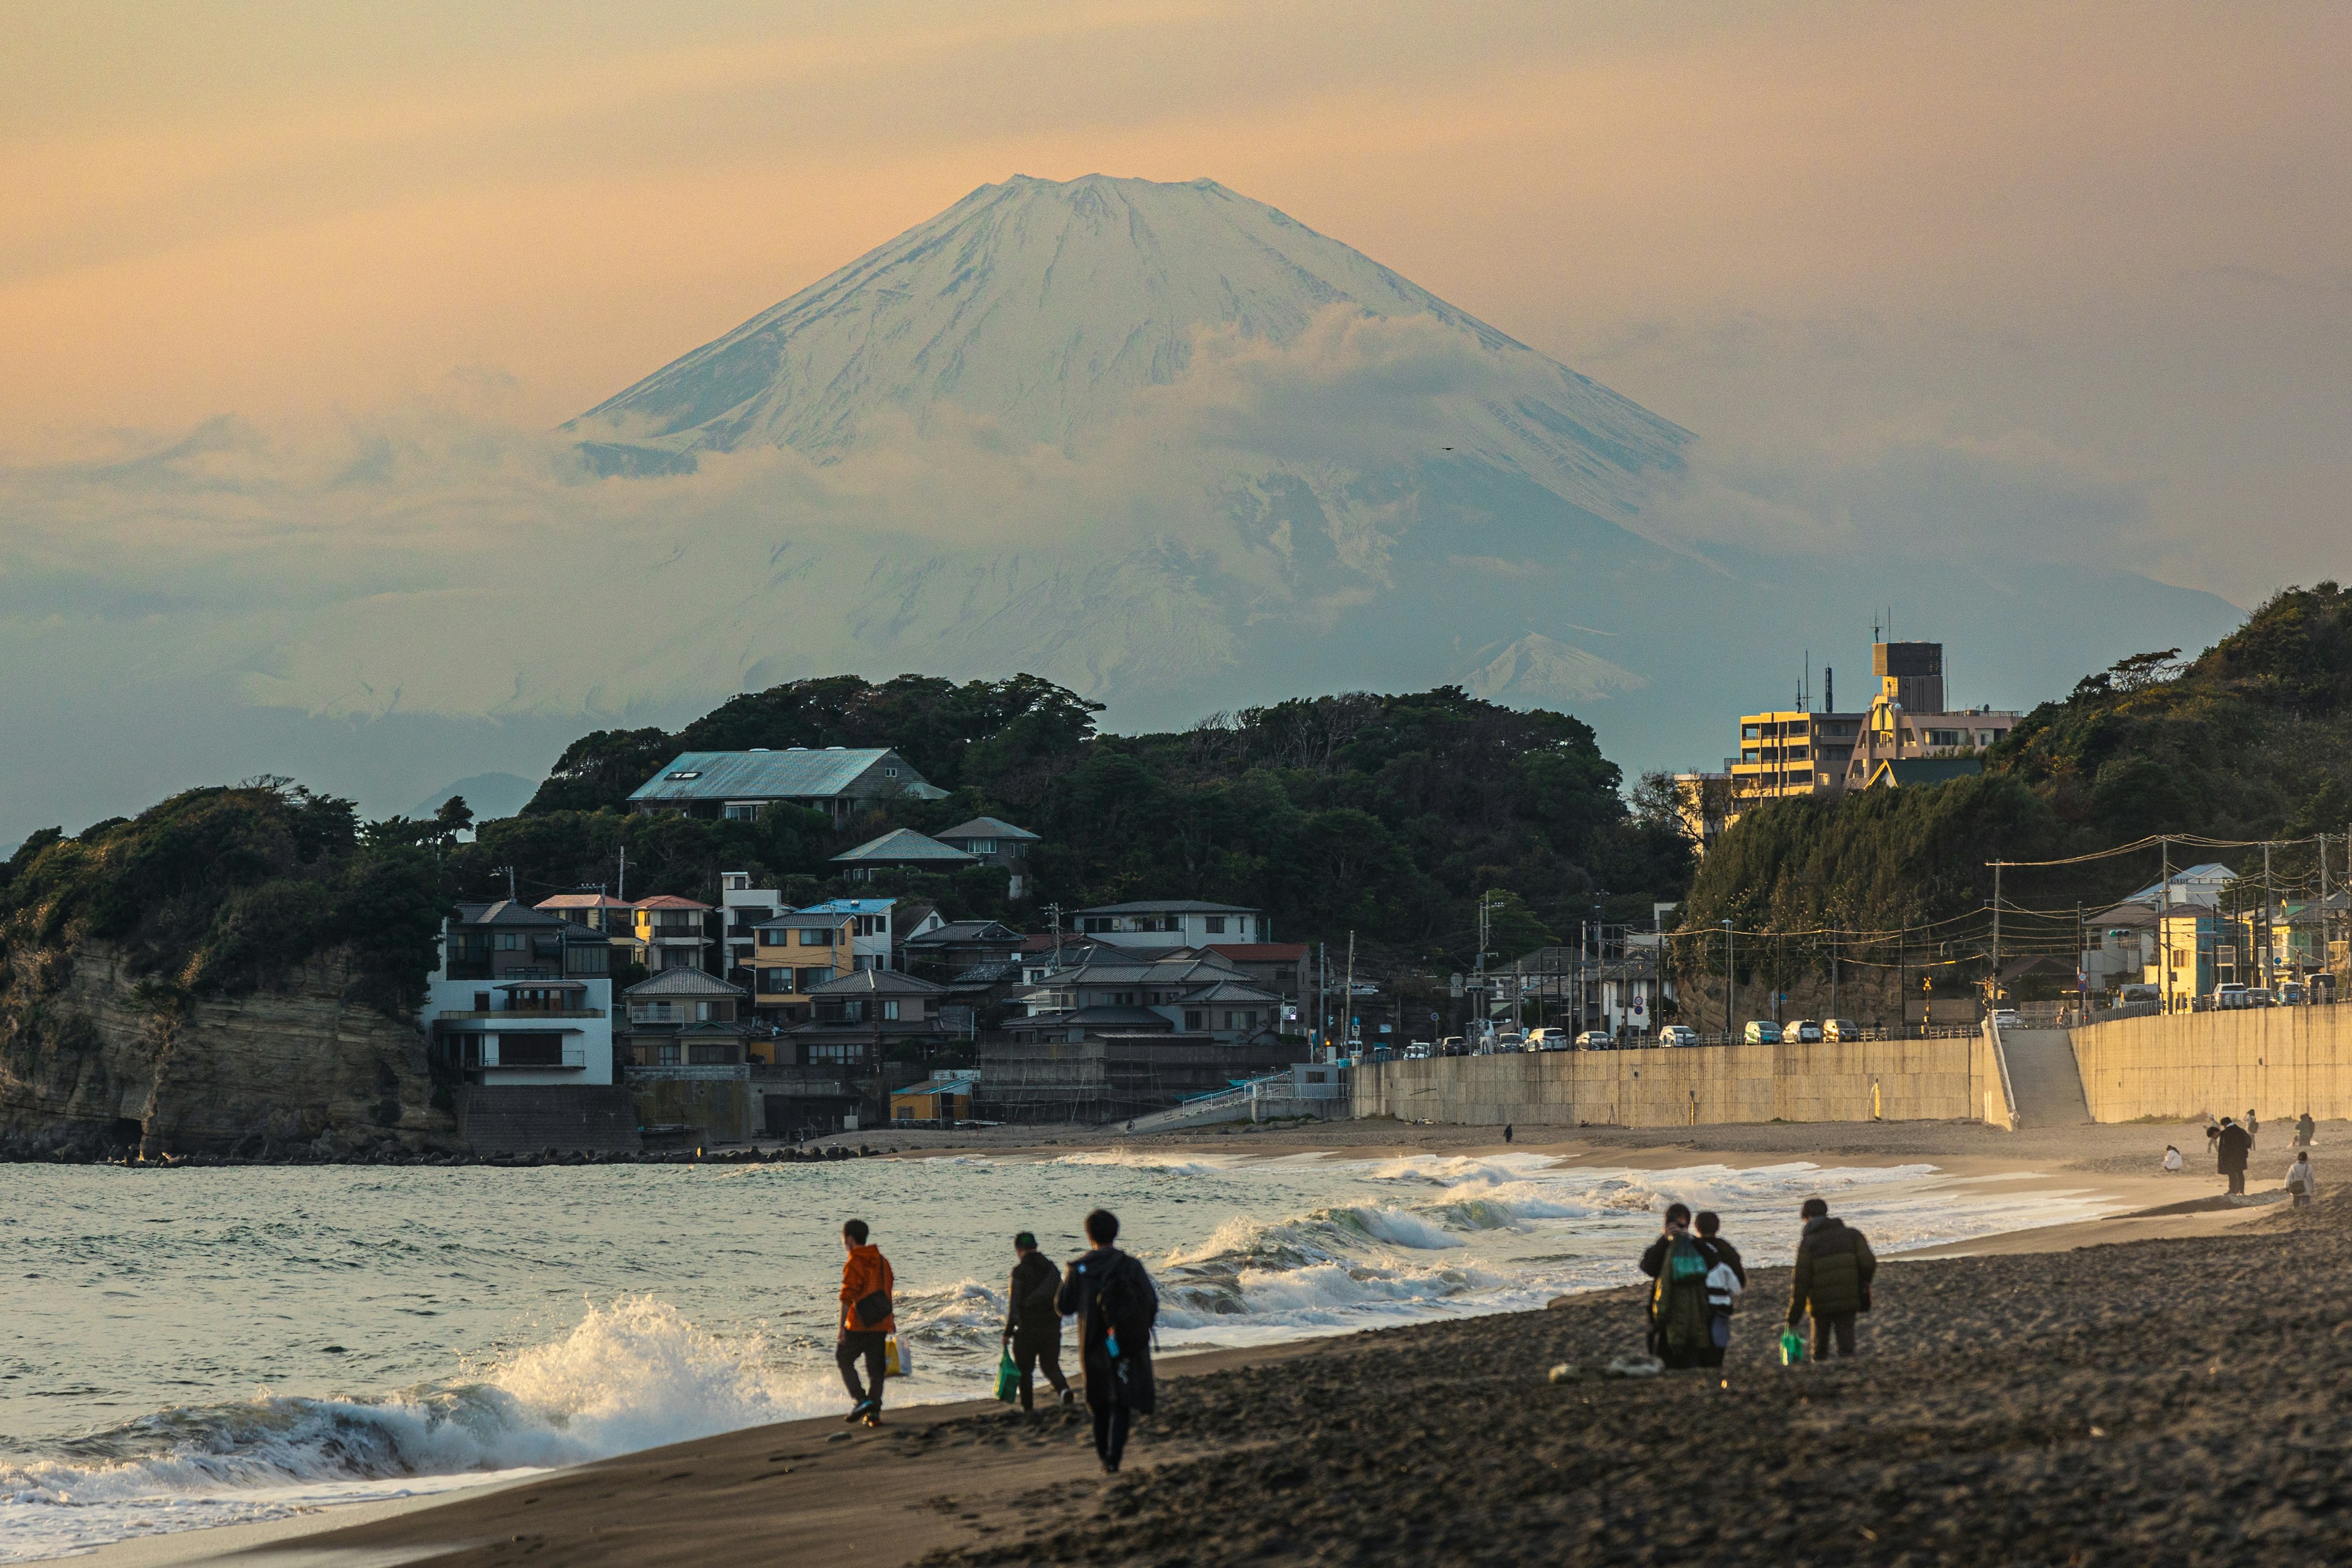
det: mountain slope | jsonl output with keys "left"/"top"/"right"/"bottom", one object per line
{"left": 574, "top": 174, "right": 1688, "bottom": 526}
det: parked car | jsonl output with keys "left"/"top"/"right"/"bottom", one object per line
{"left": 1526, "top": 1027, "right": 1572, "bottom": 1052}
{"left": 1404, "top": 1041, "right": 1433, "bottom": 1059}
{"left": 1574, "top": 1030, "right": 1612, "bottom": 1049}
{"left": 1656, "top": 1025, "right": 1699, "bottom": 1047}
{"left": 1743, "top": 1020, "right": 1782, "bottom": 1044}
{"left": 1822, "top": 1019, "right": 1863, "bottom": 1041}
{"left": 1491, "top": 1031, "right": 1526, "bottom": 1054}
{"left": 1991, "top": 1008, "right": 2022, "bottom": 1028}
{"left": 2214, "top": 984, "right": 2252, "bottom": 1010}
{"left": 1784, "top": 1019, "right": 1824, "bottom": 1042}
{"left": 2277, "top": 982, "right": 2308, "bottom": 1006}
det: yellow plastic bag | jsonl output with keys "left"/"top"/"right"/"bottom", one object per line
{"left": 885, "top": 1334, "right": 910, "bottom": 1378}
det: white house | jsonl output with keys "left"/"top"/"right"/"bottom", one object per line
{"left": 1074, "top": 899, "right": 1268, "bottom": 949}
{"left": 423, "top": 901, "right": 617, "bottom": 1086}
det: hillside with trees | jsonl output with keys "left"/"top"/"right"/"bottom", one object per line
{"left": 1677, "top": 582, "right": 2352, "bottom": 1012}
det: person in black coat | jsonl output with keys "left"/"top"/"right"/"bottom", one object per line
{"left": 2217, "top": 1117, "right": 2253, "bottom": 1195}
{"left": 1002, "top": 1232, "right": 1071, "bottom": 1412}
{"left": 1057, "top": 1208, "right": 1158, "bottom": 1474}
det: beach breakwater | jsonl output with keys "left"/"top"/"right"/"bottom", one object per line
{"left": 2073, "top": 1003, "right": 2352, "bottom": 1124}
{"left": 1354, "top": 1036, "right": 1991, "bottom": 1128}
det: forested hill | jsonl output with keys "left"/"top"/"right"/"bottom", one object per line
{"left": 1, "top": 682, "right": 1692, "bottom": 1013}
{"left": 1681, "top": 582, "right": 2352, "bottom": 950}
{"left": 506, "top": 679, "right": 1690, "bottom": 973}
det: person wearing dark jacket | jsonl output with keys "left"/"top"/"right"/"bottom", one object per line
{"left": 2217, "top": 1117, "right": 2253, "bottom": 1194}
{"left": 1692, "top": 1210, "right": 1746, "bottom": 1369}
{"left": 2297, "top": 1112, "right": 2317, "bottom": 1149}
{"left": 1057, "top": 1208, "right": 1158, "bottom": 1474}
{"left": 1787, "top": 1197, "right": 1877, "bottom": 1359}
{"left": 1001, "top": 1232, "right": 1071, "bottom": 1412}
{"left": 1637, "top": 1204, "right": 1709, "bottom": 1368}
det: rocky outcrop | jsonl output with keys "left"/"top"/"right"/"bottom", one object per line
{"left": 0, "top": 941, "right": 459, "bottom": 1157}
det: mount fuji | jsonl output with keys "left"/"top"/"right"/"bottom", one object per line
{"left": 551, "top": 173, "right": 2234, "bottom": 756}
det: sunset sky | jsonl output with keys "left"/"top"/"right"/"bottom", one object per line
{"left": 7, "top": 0, "right": 2345, "bottom": 604}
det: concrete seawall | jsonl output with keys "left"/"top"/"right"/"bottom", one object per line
{"left": 2072, "top": 1006, "right": 2352, "bottom": 1125}
{"left": 1354, "top": 1038, "right": 1986, "bottom": 1129}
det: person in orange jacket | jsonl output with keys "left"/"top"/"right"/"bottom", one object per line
{"left": 837, "top": 1218, "right": 895, "bottom": 1427}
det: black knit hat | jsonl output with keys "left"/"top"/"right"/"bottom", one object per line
{"left": 1014, "top": 1231, "right": 1038, "bottom": 1250}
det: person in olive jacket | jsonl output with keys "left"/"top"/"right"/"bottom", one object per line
{"left": 1001, "top": 1231, "right": 1072, "bottom": 1412}
{"left": 1787, "top": 1197, "right": 1877, "bottom": 1359}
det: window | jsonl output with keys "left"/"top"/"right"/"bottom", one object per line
{"left": 665, "top": 771, "right": 703, "bottom": 780}
{"left": 498, "top": 1032, "right": 565, "bottom": 1066}
{"left": 797, "top": 965, "right": 833, "bottom": 990}
{"left": 1082, "top": 916, "right": 1110, "bottom": 933}
{"left": 797, "top": 927, "right": 835, "bottom": 946}
{"left": 1928, "top": 729, "right": 1965, "bottom": 747}
{"left": 1204, "top": 915, "right": 1227, "bottom": 935}
{"left": 723, "top": 802, "right": 761, "bottom": 821}
{"left": 1742, "top": 749, "right": 1760, "bottom": 764}
{"left": 495, "top": 932, "right": 521, "bottom": 951}
{"left": 972, "top": 838, "right": 996, "bottom": 854}
{"left": 1185, "top": 1009, "right": 1204, "bottom": 1030}
{"left": 1787, "top": 722, "right": 1808, "bottom": 736}
{"left": 1786, "top": 747, "right": 1808, "bottom": 761}
{"left": 687, "top": 1043, "right": 737, "bottom": 1065}
{"left": 1975, "top": 729, "right": 1998, "bottom": 747}
{"left": 881, "top": 1000, "right": 901, "bottom": 1021}
{"left": 1741, "top": 723, "right": 1760, "bottom": 739}
{"left": 473, "top": 992, "right": 492, "bottom": 1012}
{"left": 883, "top": 766, "right": 900, "bottom": 777}
{"left": 656, "top": 1043, "right": 681, "bottom": 1065}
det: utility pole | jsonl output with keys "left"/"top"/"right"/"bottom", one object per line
{"left": 1316, "top": 941, "right": 1327, "bottom": 1061}
{"left": 2262, "top": 840, "right": 2274, "bottom": 992}
{"left": 1343, "top": 931, "right": 1357, "bottom": 1057}
{"left": 2160, "top": 837, "right": 2172, "bottom": 1016}
{"left": 1991, "top": 861, "right": 2002, "bottom": 1015}
{"left": 1722, "top": 919, "right": 1734, "bottom": 1039}
{"left": 617, "top": 842, "right": 628, "bottom": 904}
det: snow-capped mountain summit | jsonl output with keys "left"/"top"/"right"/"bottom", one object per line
{"left": 575, "top": 173, "right": 1686, "bottom": 524}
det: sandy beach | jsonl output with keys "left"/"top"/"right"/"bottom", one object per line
{"left": 76, "top": 1115, "right": 2324, "bottom": 1567}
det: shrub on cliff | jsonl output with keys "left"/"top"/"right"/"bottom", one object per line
{"left": 0, "top": 782, "right": 452, "bottom": 1013}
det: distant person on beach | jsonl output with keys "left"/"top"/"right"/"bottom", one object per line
{"left": 1638, "top": 1204, "right": 1713, "bottom": 1370}
{"left": 836, "top": 1218, "right": 895, "bottom": 1427}
{"left": 1002, "top": 1231, "right": 1072, "bottom": 1412}
{"left": 1504, "top": 1125, "right": 1514, "bottom": 1144}
{"left": 2247, "top": 1110, "right": 2261, "bottom": 1151}
{"left": 2286, "top": 1151, "right": 2317, "bottom": 1207}
{"left": 2163, "top": 1145, "right": 2183, "bottom": 1172}
{"left": 1787, "top": 1197, "right": 1877, "bottom": 1359}
{"left": 1694, "top": 1210, "right": 1747, "bottom": 1369}
{"left": 1058, "top": 1208, "right": 1158, "bottom": 1474}
{"left": 2297, "top": 1112, "right": 2316, "bottom": 1148}
{"left": 2217, "top": 1118, "right": 2253, "bottom": 1196}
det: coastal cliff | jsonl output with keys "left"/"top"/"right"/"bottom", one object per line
{"left": 0, "top": 939, "right": 457, "bottom": 1158}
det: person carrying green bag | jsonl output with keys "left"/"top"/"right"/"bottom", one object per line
{"left": 1001, "top": 1231, "right": 1071, "bottom": 1412}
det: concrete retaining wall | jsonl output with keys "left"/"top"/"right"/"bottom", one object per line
{"left": 1354, "top": 1038, "right": 1983, "bottom": 1128}
{"left": 2071, "top": 1006, "right": 2352, "bottom": 1125}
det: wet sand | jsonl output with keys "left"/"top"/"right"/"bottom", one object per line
{"left": 90, "top": 1117, "right": 2334, "bottom": 1567}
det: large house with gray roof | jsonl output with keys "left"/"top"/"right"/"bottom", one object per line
{"left": 626, "top": 748, "right": 948, "bottom": 824}
{"left": 1002, "top": 948, "right": 1285, "bottom": 1047}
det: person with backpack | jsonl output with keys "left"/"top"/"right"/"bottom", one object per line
{"left": 2286, "top": 1150, "right": 2318, "bottom": 1207}
{"left": 1001, "top": 1231, "right": 1072, "bottom": 1412}
{"left": 1787, "top": 1197, "right": 1877, "bottom": 1359}
{"left": 1057, "top": 1208, "right": 1158, "bottom": 1474}
{"left": 2217, "top": 1117, "right": 2253, "bottom": 1196}
{"left": 835, "top": 1218, "right": 895, "bottom": 1427}
{"left": 1637, "top": 1204, "right": 1713, "bottom": 1370}
{"left": 1692, "top": 1211, "right": 1746, "bottom": 1369}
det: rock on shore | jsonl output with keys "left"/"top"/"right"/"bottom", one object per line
{"left": 929, "top": 1192, "right": 2352, "bottom": 1566}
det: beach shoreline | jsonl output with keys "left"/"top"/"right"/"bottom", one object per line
{"left": 58, "top": 1114, "right": 2312, "bottom": 1568}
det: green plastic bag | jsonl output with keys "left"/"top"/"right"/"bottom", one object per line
{"left": 994, "top": 1345, "right": 1020, "bottom": 1403}
{"left": 1779, "top": 1327, "right": 1807, "bottom": 1366}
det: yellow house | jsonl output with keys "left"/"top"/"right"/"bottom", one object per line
{"left": 751, "top": 910, "right": 856, "bottom": 1027}
{"left": 890, "top": 1072, "right": 979, "bottom": 1126}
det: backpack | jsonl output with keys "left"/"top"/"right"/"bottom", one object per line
{"left": 1705, "top": 1260, "right": 1743, "bottom": 1314}
{"left": 1651, "top": 1236, "right": 1713, "bottom": 1351}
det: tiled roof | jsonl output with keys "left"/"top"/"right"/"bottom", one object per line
{"left": 830, "top": 828, "right": 976, "bottom": 865}
{"left": 935, "top": 816, "right": 1039, "bottom": 843}
{"left": 1077, "top": 899, "right": 1262, "bottom": 916}
{"left": 1205, "top": 943, "right": 1309, "bottom": 962}
{"left": 455, "top": 899, "right": 570, "bottom": 928}
{"left": 806, "top": 968, "right": 949, "bottom": 996}
{"left": 622, "top": 966, "right": 747, "bottom": 997}
{"left": 626, "top": 750, "right": 947, "bottom": 804}
{"left": 631, "top": 894, "right": 714, "bottom": 910}
{"left": 536, "top": 893, "right": 632, "bottom": 910}
{"left": 907, "top": 920, "right": 1023, "bottom": 946}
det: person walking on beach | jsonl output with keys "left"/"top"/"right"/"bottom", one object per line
{"left": 1504, "top": 1125, "right": 1514, "bottom": 1144}
{"left": 2247, "top": 1109, "right": 2261, "bottom": 1152}
{"left": 1638, "top": 1204, "right": 1714, "bottom": 1370}
{"left": 1002, "top": 1231, "right": 1072, "bottom": 1412}
{"left": 1693, "top": 1210, "right": 1746, "bottom": 1369}
{"left": 2286, "top": 1150, "right": 2318, "bottom": 1207}
{"left": 2217, "top": 1117, "right": 2253, "bottom": 1196}
{"left": 1787, "top": 1197, "right": 1877, "bottom": 1360}
{"left": 1058, "top": 1208, "right": 1158, "bottom": 1475}
{"left": 836, "top": 1219, "right": 895, "bottom": 1427}
{"left": 2297, "top": 1111, "right": 2316, "bottom": 1149}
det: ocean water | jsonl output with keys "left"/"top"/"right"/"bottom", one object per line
{"left": 0, "top": 1152, "right": 2119, "bottom": 1561}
